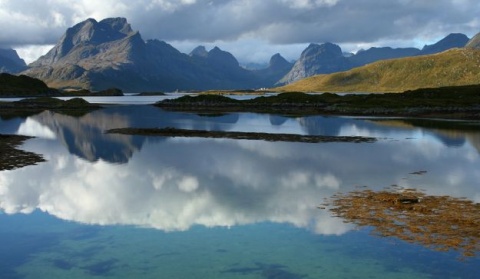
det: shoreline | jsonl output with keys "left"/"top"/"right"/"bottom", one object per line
{"left": 0, "top": 134, "right": 45, "bottom": 171}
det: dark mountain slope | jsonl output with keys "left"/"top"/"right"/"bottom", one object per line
{"left": 0, "top": 48, "right": 27, "bottom": 73}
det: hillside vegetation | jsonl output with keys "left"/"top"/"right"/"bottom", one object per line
{"left": 157, "top": 84, "right": 480, "bottom": 119}
{"left": 277, "top": 48, "right": 480, "bottom": 93}
{"left": 0, "top": 73, "right": 58, "bottom": 96}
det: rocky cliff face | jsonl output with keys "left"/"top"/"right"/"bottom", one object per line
{"left": 0, "top": 48, "right": 27, "bottom": 73}
{"left": 30, "top": 18, "right": 135, "bottom": 67}
{"left": 278, "top": 43, "right": 351, "bottom": 85}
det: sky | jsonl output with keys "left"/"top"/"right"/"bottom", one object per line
{"left": 1, "top": 0, "right": 479, "bottom": 64}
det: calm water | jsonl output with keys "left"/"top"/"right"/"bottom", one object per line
{"left": 0, "top": 92, "right": 277, "bottom": 105}
{"left": 0, "top": 104, "right": 479, "bottom": 278}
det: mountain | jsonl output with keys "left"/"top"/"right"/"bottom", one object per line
{"left": 0, "top": 48, "right": 27, "bottom": 73}
{"left": 189, "top": 45, "right": 208, "bottom": 58}
{"left": 278, "top": 43, "right": 351, "bottom": 85}
{"left": 417, "top": 33, "right": 469, "bottom": 55}
{"left": 242, "top": 62, "right": 269, "bottom": 70}
{"left": 349, "top": 47, "right": 420, "bottom": 67}
{"left": 466, "top": 32, "right": 480, "bottom": 49}
{"left": 23, "top": 18, "right": 267, "bottom": 91}
{"left": 253, "top": 53, "right": 293, "bottom": 87}
{"left": 21, "top": 18, "right": 475, "bottom": 91}
{"left": 276, "top": 48, "right": 480, "bottom": 93}
{"left": 187, "top": 46, "right": 261, "bottom": 89}
{"left": 278, "top": 33, "right": 470, "bottom": 86}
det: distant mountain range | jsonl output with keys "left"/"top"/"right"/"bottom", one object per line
{"left": 277, "top": 33, "right": 470, "bottom": 85}
{"left": 0, "top": 17, "right": 475, "bottom": 92}
{"left": 277, "top": 32, "right": 480, "bottom": 93}
{"left": 277, "top": 48, "right": 480, "bottom": 93}
{"left": 21, "top": 18, "right": 291, "bottom": 92}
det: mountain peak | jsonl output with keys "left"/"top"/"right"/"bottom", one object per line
{"left": 190, "top": 45, "right": 208, "bottom": 57}
{"left": 207, "top": 46, "right": 239, "bottom": 68}
{"left": 30, "top": 17, "right": 138, "bottom": 66}
{"left": 0, "top": 48, "right": 27, "bottom": 73}
{"left": 99, "top": 17, "right": 133, "bottom": 35}
{"left": 278, "top": 42, "right": 349, "bottom": 85}
{"left": 419, "top": 33, "right": 469, "bottom": 55}
{"left": 269, "top": 53, "right": 291, "bottom": 69}
{"left": 302, "top": 42, "right": 343, "bottom": 58}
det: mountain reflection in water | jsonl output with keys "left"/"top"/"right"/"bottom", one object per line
{"left": 0, "top": 105, "right": 479, "bottom": 236}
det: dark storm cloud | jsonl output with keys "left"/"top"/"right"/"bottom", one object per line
{"left": 131, "top": 0, "right": 480, "bottom": 44}
{"left": 1, "top": 0, "right": 479, "bottom": 46}
{"left": 1, "top": 0, "right": 479, "bottom": 62}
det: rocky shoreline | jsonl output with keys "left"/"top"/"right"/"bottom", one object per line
{"left": 156, "top": 84, "right": 480, "bottom": 119}
{"left": 0, "top": 97, "right": 101, "bottom": 118}
{"left": 0, "top": 134, "right": 45, "bottom": 171}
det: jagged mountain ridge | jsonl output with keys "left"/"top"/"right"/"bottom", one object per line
{"left": 21, "top": 17, "right": 473, "bottom": 91}
{"left": 277, "top": 48, "right": 480, "bottom": 93}
{"left": 278, "top": 33, "right": 470, "bottom": 85}
{"left": 23, "top": 18, "right": 290, "bottom": 91}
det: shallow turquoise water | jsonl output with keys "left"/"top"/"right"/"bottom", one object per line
{"left": 0, "top": 105, "right": 479, "bottom": 278}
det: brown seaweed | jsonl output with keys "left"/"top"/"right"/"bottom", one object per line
{"left": 321, "top": 186, "right": 480, "bottom": 258}
{"left": 0, "top": 134, "right": 45, "bottom": 171}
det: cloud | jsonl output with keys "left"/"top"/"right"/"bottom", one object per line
{"left": 17, "top": 118, "right": 57, "bottom": 139}
{"left": 2, "top": 109, "right": 480, "bottom": 234}
{"left": 0, "top": 0, "right": 479, "bottom": 63}
{"left": 0, "top": 0, "right": 478, "bottom": 48}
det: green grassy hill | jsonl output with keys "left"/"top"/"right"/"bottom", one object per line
{"left": 276, "top": 48, "right": 480, "bottom": 93}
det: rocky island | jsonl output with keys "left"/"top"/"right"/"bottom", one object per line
{"left": 155, "top": 84, "right": 480, "bottom": 119}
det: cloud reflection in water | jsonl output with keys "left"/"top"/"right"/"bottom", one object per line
{"left": 1, "top": 107, "right": 479, "bottom": 236}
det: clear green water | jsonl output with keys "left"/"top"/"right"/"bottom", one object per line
{"left": 0, "top": 105, "right": 479, "bottom": 278}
